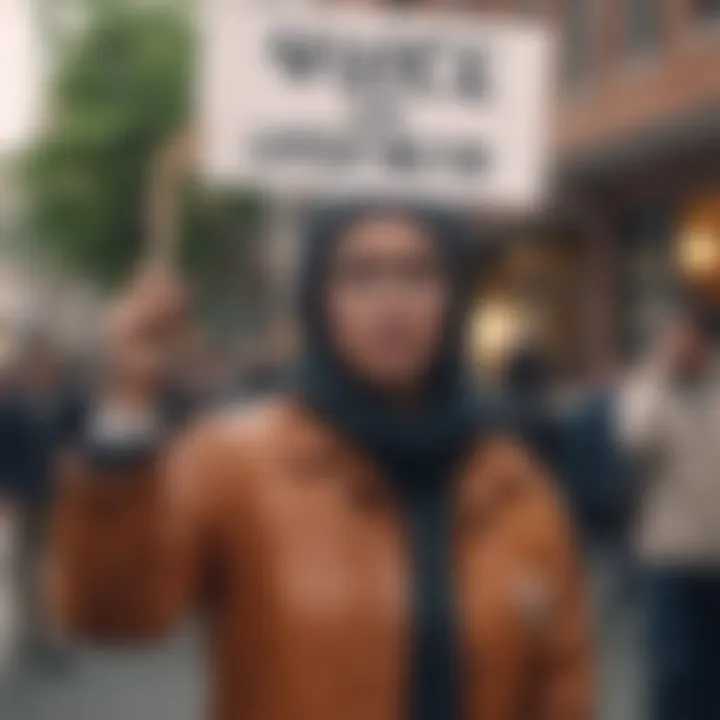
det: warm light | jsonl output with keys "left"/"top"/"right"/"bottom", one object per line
{"left": 471, "top": 298, "right": 526, "bottom": 369}
{"left": 678, "top": 228, "right": 720, "bottom": 276}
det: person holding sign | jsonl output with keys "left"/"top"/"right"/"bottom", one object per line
{"left": 48, "top": 203, "right": 592, "bottom": 720}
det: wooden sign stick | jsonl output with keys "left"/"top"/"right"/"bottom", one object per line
{"left": 144, "top": 127, "right": 197, "bottom": 271}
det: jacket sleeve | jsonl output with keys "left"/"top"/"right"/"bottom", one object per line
{"left": 533, "top": 479, "right": 594, "bottom": 720}
{"left": 48, "top": 419, "right": 222, "bottom": 643}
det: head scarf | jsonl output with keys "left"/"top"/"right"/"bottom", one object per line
{"left": 293, "top": 200, "right": 493, "bottom": 472}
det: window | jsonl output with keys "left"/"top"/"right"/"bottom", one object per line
{"left": 696, "top": 0, "right": 720, "bottom": 20}
{"left": 625, "top": 0, "right": 661, "bottom": 56}
{"left": 563, "top": 0, "right": 595, "bottom": 90}
{"left": 620, "top": 205, "right": 675, "bottom": 358}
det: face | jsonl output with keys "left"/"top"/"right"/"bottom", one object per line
{"left": 325, "top": 214, "right": 451, "bottom": 395}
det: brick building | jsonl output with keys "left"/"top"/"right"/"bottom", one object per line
{"left": 558, "top": 0, "right": 720, "bottom": 373}
{"left": 461, "top": 0, "right": 720, "bottom": 378}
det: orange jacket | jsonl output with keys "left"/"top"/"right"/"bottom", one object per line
{"left": 50, "top": 399, "right": 593, "bottom": 720}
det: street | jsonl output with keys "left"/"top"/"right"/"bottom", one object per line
{"left": 0, "top": 628, "right": 203, "bottom": 720}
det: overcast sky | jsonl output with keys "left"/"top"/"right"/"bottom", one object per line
{"left": 0, "top": 0, "right": 44, "bottom": 154}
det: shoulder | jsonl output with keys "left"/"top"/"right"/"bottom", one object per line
{"left": 162, "top": 396, "right": 320, "bottom": 521}
{"left": 165, "top": 396, "right": 304, "bottom": 479}
{"left": 474, "top": 436, "right": 578, "bottom": 546}
{"left": 189, "top": 395, "right": 301, "bottom": 446}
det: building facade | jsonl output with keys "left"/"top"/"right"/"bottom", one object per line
{"left": 463, "top": 0, "right": 720, "bottom": 378}
{"left": 557, "top": 0, "right": 720, "bottom": 371}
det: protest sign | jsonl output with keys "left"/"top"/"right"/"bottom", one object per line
{"left": 200, "top": 3, "right": 554, "bottom": 210}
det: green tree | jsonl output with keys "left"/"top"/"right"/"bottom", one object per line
{"left": 24, "top": 0, "right": 260, "bottom": 292}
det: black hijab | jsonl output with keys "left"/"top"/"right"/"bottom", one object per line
{"left": 293, "top": 201, "right": 497, "bottom": 720}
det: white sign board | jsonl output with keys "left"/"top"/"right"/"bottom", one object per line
{"left": 0, "top": 0, "right": 44, "bottom": 154}
{"left": 200, "top": 3, "right": 554, "bottom": 210}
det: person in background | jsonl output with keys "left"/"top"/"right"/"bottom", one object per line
{"left": 170, "top": 330, "right": 235, "bottom": 410}
{"left": 0, "top": 329, "right": 82, "bottom": 670}
{"left": 236, "top": 342, "right": 285, "bottom": 399}
{"left": 617, "top": 302, "right": 720, "bottom": 720}
{"left": 503, "top": 345, "right": 632, "bottom": 547}
{"left": 0, "top": 345, "right": 22, "bottom": 677}
{"left": 502, "top": 346, "right": 564, "bottom": 476}
{"left": 0, "top": 346, "right": 18, "bottom": 514}
{"left": 235, "top": 321, "right": 296, "bottom": 400}
{"left": 49, "top": 203, "right": 592, "bottom": 720}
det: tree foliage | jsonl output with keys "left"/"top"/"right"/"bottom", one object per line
{"left": 24, "top": 0, "right": 260, "bottom": 291}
